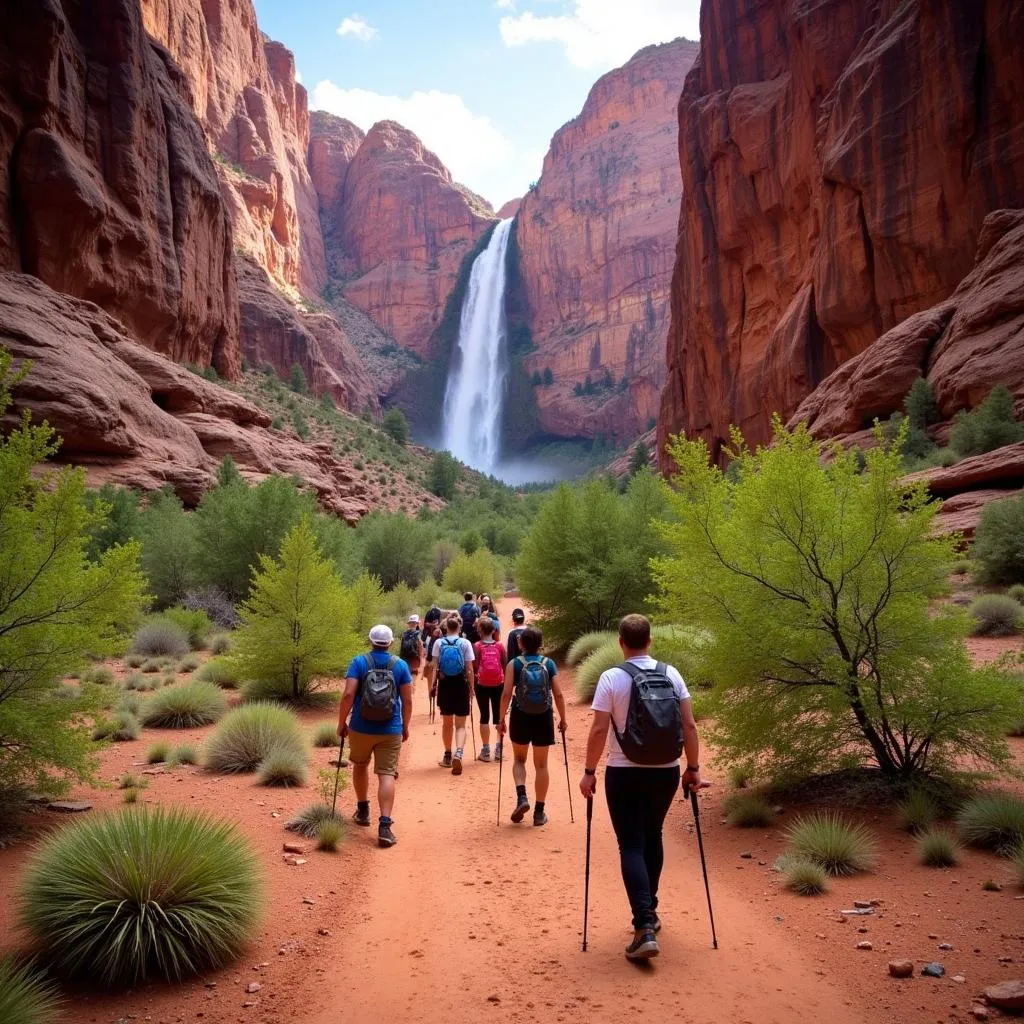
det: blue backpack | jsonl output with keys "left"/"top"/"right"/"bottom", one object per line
{"left": 515, "top": 655, "right": 551, "bottom": 715}
{"left": 437, "top": 637, "right": 466, "bottom": 678}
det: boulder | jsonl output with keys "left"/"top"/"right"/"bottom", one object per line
{"left": 984, "top": 980, "right": 1024, "bottom": 1011}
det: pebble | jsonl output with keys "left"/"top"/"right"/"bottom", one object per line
{"left": 857, "top": 927, "right": 869, "bottom": 934}
{"left": 740, "top": 851, "right": 752, "bottom": 859}
{"left": 853, "top": 900, "right": 872, "bottom": 909}
{"left": 46, "top": 800, "right": 93, "bottom": 812}
{"left": 246, "top": 983, "right": 261, "bottom": 994}
{"left": 928, "top": 933, "right": 939, "bottom": 939}
{"left": 302, "top": 897, "right": 315, "bottom": 905}
{"left": 487, "top": 995, "right": 501, "bottom": 1004}
{"left": 318, "top": 928, "right": 331, "bottom": 936}
{"left": 888, "top": 960, "right": 914, "bottom": 979}
{"left": 971, "top": 1006, "right": 989, "bottom": 1020}
{"left": 938, "top": 943, "right": 953, "bottom": 951}
{"left": 283, "top": 843, "right": 304, "bottom": 854}
{"left": 242, "top": 1001, "right": 256, "bottom": 1008}
{"left": 856, "top": 941, "right": 873, "bottom": 951}
{"left": 921, "top": 963, "right": 945, "bottom": 978}
{"left": 952, "top": 974, "right": 966, "bottom": 984}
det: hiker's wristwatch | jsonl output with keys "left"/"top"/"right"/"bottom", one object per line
{"left": 686, "top": 764, "right": 700, "bottom": 772}
{"left": 583, "top": 768, "right": 596, "bottom": 776}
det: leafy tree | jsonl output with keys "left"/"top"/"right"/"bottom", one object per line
{"left": 905, "top": 377, "right": 940, "bottom": 430}
{"left": 432, "top": 539, "right": 459, "bottom": 582}
{"left": 459, "top": 529, "right": 482, "bottom": 555}
{"left": 628, "top": 441, "right": 651, "bottom": 476}
{"left": 516, "top": 468, "right": 670, "bottom": 648}
{"left": 442, "top": 548, "right": 502, "bottom": 596}
{"left": 382, "top": 407, "right": 409, "bottom": 446}
{"left": 289, "top": 362, "right": 308, "bottom": 394}
{"left": 291, "top": 407, "right": 309, "bottom": 440}
{"left": 356, "top": 512, "right": 433, "bottom": 589}
{"left": 0, "top": 351, "right": 146, "bottom": 797}
{"left": 216, "top": 454, "right": 242, "bottom": 487}
{"left": 232, "top": 519, "right": 357, "bottom": 702}
{"left": 972, "top": 495, "right": 1024, "bottom": 585}
{"left": 137, "top": 489, "right": 198, "bottom": 607}
{"left": 85, "top": 484, "right": 140, "bottom": 561}
{"left": 319, "top": 392, "right": 336, "bottom": 414}
{"left": 654, "top": 419, "right": 1023, "bottom": 781}
{"left": 542, "top": 367, "right": 554, "bottom": 386}
{"left": 346, "top": 572, "right": 384, "bottom": 641}
{"left": 950, "top": 385, "right": 1024, "bottom": 457}
{"left": 427, "top": 451, "right": 461, "bottom": 500}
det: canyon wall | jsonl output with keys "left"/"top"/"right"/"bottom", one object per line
{"left": 516, "top": 38, "right": 699, "bottom": 443}
{"left": 658, "top": 0, "right": 1024, "bottom": 467}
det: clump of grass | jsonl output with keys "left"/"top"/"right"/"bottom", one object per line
{"left": 160, "top": 607, "right": 212, "bottom": 650}
{"left": 784, "top": 812, "right": 878, "bottom": 876}
{"left": 124, "top": 654, "right": 146, "bottom": 669}
{"left": 179, "top": 654, "right": 202, "bottom": 673}
{"left": 917, "top": 827, "right": 960, "bottom": 867}
{"left": 1007, "top": 583, "right": 1024, "bottom": 605}
{"left": 131, "top": 620, "right": 190, "bottom": 658}
{"left": 898, "top": 787, "right": 940, "bottom": 833}
{"left": 0, "top": 956, "right": 61, "bottom": 1024}
{"left": 566, "top": 631, "right": 617, "bottom": 667}
{"left": 208, "top": 633, "right": 232, "bottom": 656}
{"left": 316, "top": 819, "right": 344, "bottom": 852}
{"left": 92, "top": 711, "right": 141, "bottom": 743}
{"left": 574, "top": 640, "right": 626, "bottom": 702}
{"left": 123, "top": 787, "right": 140, "bottom": 804}
{"left": 982, "top": 879, "right": 1001, "bottom": 892}
{"left": 1013, "top": 846, "right": 1024, "bottom": 888}
{"left": 780, "top": 856, "right": 829, "bottom": 895}
{"left": 118, "top": 772, "right": 146, "bottom": 790}
{"left": 195, "top": 657, "right": 240, "bottom": 689}
{"left": 123, "top": 672, "right": 147, "bottom": 691}
{"left": 728, "top": 763, "right": 753, "bottom": 789}
{"left": 257, "top": 748, "right": 308, "bottom": 787}
{"left": 168, "top": 744, "right": 199, "bottom": 767}
{"left": 161, "top": 671, "right": 177, "bottom": 687}
{"left": 240, "top": 677, "right": 335, "bottom": 709}
{"left": 967, "top": 594, "right": 1023, "bottom": 637}
{"left": 18, "top": 806, "right": 263, "bottom": 985}
{"left": 205, "top": 704, "right": 306, "bottom": 774}
{"left": 146, "top": 741, "right": 170, "bottom": 764}
{"left": 114, "top": 691, "right": 142, "bottom": 716}
{"left": 142, "top": 682, "right": 226, "bottom": 729}
{"left": 81, "top": 665, "right": 116, "bottom": 686}
{"left": 957, "top": 792, "right": 1024, "bottom": 854}
{"left": 285, "top": 803, "right": 344, "bottom": 839}
{"left": 723, "top": 791, "right": 774, "bottom": 828}
{"left": 311, "top": 722, "right": 340, "bottom": 748}
{"left": 141, "top": 658, "right": 163, "bottom": 674}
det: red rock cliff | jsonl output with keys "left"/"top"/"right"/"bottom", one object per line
{"left": 516, "top": 38, "right": 698, "bottom": 442}
{"left": 0, "top": 0, "right": 239, "bottom": 375}
{"left": 658, "top": 0, "right": 1024, "bottom": 467}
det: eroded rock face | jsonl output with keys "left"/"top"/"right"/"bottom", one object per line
{"left": 0, "top": 0, "right": 240, "bottom": 376}
{"left": 658, "top": 0, "right": 1024, "bottom": 467}
{"left": 517, "top": 38, "right": 698, "bottom": 443}
{"left": 307, "top": 111, "right": 365, "bottom": 245}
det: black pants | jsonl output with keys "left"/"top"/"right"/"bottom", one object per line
{"left": 604, "top": 766, "right": 680, "bottom": 931}
{"left": 475, "top": 685, "right": 502, "bottom": 725}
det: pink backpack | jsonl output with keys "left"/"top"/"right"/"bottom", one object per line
{"left": 476, "top": 641, "right": 504, "bottom": 686}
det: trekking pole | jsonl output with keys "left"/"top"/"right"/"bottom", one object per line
{"left": 582, "top": 796, "right": 593, "bottom": 952}
{"left": 561, "top": 731, "right": 575, "bottom": 824}
{"left": 684, "top": 784, "right": 718, "bottom": 949}
{"left": 330, "top": 737, "right": 344, "bottom": 816}
{"left": 496, "top": 728, "right": 504, "bottom": 826}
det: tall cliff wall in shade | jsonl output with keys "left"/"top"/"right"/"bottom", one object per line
{"left": 657, "top": 0, "right": 1024, "bottom": 467}
{"left": 516, "top": 38, "right": 699, "bottom": 443}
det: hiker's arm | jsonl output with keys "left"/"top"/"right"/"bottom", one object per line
{"left": 401, "top": 684, "right": 413, "bottom": 741}
{"left": 337, "top": 677, "right": 359, "bottom": 739}
{"left": 680, "top": 698, "right": 703, "bottom": 790}
{"left": 551, "top": 674, "right": 568, "bottom": 733}
{"left": 579, "top": 710, "right": 611, "bottom": 798}
{"left": 496, "top": 662, "right": 515, "bottom": 735}
{"left": 466, "top": 647, "right": 475, "bottom": 691}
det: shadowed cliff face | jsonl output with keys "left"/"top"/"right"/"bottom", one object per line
{"left": 657, "top": 0, "right": 1024, "bottom": 468}
{"left": 516, "top": 38, "right": 699, "bottom": 444}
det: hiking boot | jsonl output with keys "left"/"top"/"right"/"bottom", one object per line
{"left": 624, "top": 931, "right": 660, "bottom": 961}
{"left": 378, "top": 819, "right": 397, "bottom": 848}
{"left": 478, "top": 744, "right": 491, "bottom": 762}
{"left": 511, "top": 795, "right": 531, "bottom": 823}
{"left": 352, "top": 806, "right": 371, "bottom": 827}
{"left": 533, "top": 809, "right": 549, "bottom": 827}
{"left": 494, "top": 741, "right": 503, "bottom": 762}
{"left": 439, "top": 751, "right": 452, "bottom": 768}
{"left": 451, "top": 748, "right": 464, "bottom": 776}
{"left": 652, "top": 915, "right": 662, "bottom": 934}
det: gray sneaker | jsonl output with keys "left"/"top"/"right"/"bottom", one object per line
{"left": 494, "top": 741, "right": 503, "bottom": 762}
{"left": 625, "top": 931, "right": 659, "bottom": 961}
{"left": 439, "top": 751, "right": 452, "bottom": 768}
{"left": 451, "top": 748, "right": 464, "bottom": 776}
{"left": 478, "top": 744, "right": 491, "bottom": 762}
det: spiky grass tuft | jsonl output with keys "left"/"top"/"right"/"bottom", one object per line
{"left": 0, "top": 957, "right": 61, "bottom": 1024}
{"left": 784, "top": 813, "right": 878, "bottom": 876}
{"left": 957, "top": 792, "right": 1024, "bottom": 855}
{"left": 898, "top": 788, "right": 941, "bottom": 834}
{"left": 131, "top": 620, "right": 190, "bottom": 658}
{"left": 208, "top": 633, "right": 232, "bottom": 656}
{"left": 92, "top": 711, "right": 140, "bottom": 743}
{"left": 141, "top": 682, "right": 226, "bottom": 729}
{"left": 723, "top": 791, "right": 774, "bottom": 828}
{"left": 917, "top": 828, "right": 960, "bottom": 867}
{"left": 205, "top": 704, "right": 306, "bottom": 774}
{"left": 316, "top": 819, "right": 344, "bottom": 852}
{"left": 256, "top": 747, "right": 308, "bottom": 788}
{"left": 285, "top": 803, "right": 344, "bottom": 839}
{"left": 146, "top": 741, "right": 170, "bottom": 764}
{"left": 195, "top": 657, "right": 240, "bottom": 689}
{"left": 728, "top": 763, "right": 754, "bottom": 789}
{"left": 566, "top": 631, "right": 617, "bottom": 667}
{"left": 781, "top": 857, "right": 829, "bottom": 895}
{"left": 168, "top": 744, "right": 199, "bottom": 767}
{"left": 311, "top": 722, "right": 340, "bottom": 748}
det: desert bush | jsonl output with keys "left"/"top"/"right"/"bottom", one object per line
{"left": 728, "top": 763, "right": 754, "bottom": 789}
{"left": 146, "top": 741, "right": 170, "bottom": 764}
{"left": 898, "top": 788, "right": 941, "bottom": 833}
{"left": 140, "top": 658, "right": 162, "bottom": 674}
{"left": 972, "top": 496, "right": 1024, "bottom": 586}
{"left": 195, "top": 657, "right": 240, "bottom": 688}
{"left": 723, "top": 791, "right": 774, "bottom": 828}
{"left": 442, "top": 548, "right": 503, "bottom": 597}
{"left": 131, "top": 620, "right": 189, "bottom": 658}
{"left": 179, "top": 654, "right": 201, "bottom": 673}
{"left": 0, "top": 957, "right": 61, "bottom": 1024}
{"left": 574, "top": 639, "right": 624, "bottom": 702}
{"left": 377, "top": 581, "right": 416, "bottom": 621}
{"left": 1013, "top": 846, "right": 1024, "bottom": 888}
{"left": 92, "top": 711, "right": 140, "bottom": 743}
{"left": 316, "top": 818, "right": 344, "bottom": 852}
{"left": 208, "top": 632, "right": 232, "bottom": 655}
{"left": 160, "top": 607, "right": 212, "bottom": 650}
{"left": 784, "top": 813, "right": 878, "bottom": 876}
{"left": 285, "top": 803, "right": 344, "bottom": 838}
{"left": 1008, "top": 584, "right": 1024, "bottom": 605}
{"left": 949, "top": 385, "right": 1024, "bottom": 458}
{"left": 18, "top": 806, "right": 262, "bottom": 985}
{"left": 137, "top": 489, "right": 197, "bottom": 607}
{"left": 312, "top": 722, "right": 340, "bottom": 748}
{"left": 780, "top": 857, "right": 829, "bottom": 895}
{"left": 256, "top": 747, "right": 308, "bottom": 787}
{"left": 240, "top": 677, "right": 337, "bottom": 709}
{"left": 124, "top": 653, "right": 146, "bottom": 669}
{"left": 357, "top": 512, "right": 433, "bottom": 589}
{"left": 168, "top": 744, "right": 199, "bottom": 766}
{"left": 183, "top": 589, "right": 238, "bottom": 630}
{"left": 566, "top": 631, "right": 617, "bottom": 666}
{"left": 957, "top": 792, "right": 1024, "bottom": 854}
{"left": 123, "top": 787, "right": 139, "bottom": 804}
{"left": 205, "top": 704, "right": 306, "bottom": 774}
{"left": 967, "top": 594, "right": 1023, "bottom": 636}
{"left": 118, "top": 772, "right": 145, "bottom": 790}
{"left": 917, "top": 828, "right": 960, "bottom": 867}
{"left": 142, "top": 682, "right": 226, "bottom": 729}
{"left": 122, "top": 673, "right": 146, "bottom": 692}
{"left": 81, "top": 666, "right": 116, "bottom": 686}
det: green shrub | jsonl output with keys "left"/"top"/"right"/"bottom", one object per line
{"left": 957, "top": 792, "right": 1024, "bottom": 854}
{"left": 209, "top": 633, "right": 232, "bottom": 656}
{"left": 1013, "top": 845, "right": 1024, "bottom": 888}
{"left": 285, "top": 803, "right": 344, "bottom": 838}
{"left": 123, "top": 787, "right": 139, "bottom": 804}
{"left": 723, "top": 791, "right": 774, "bottom": 828}
{"left": 118, "top": 772, "right": 145, "bottom": 790}
{"left": 898, "top": 787, "right": 941, "bottom": 833}
{"left": 917, "top": 828, "right": 960, "bottom": 867}
{"left": 382, "top": 407, "right": 409, "bottom": 446}
{"left": 160, "top": 607, "right": 212, "bottom": 650}
{"left": 240, "top": 676, "right": 337, "bottom": 708}
{"left": 316, "top": 818, "right": 344, "bottom": 852}
{"left": 780, "top": 857, "right": 829, "bottom": 895}
{"left": 195, "top": 657, "right": 240, "bottom": 688}
{"left": 205, "top": 704, "right": 306, "bottom": 774}
{"left": 426, "top": 451, "right": 461, "bottom": 499}
{"left": 179, "top": 654, "right": 201, "bottom": 673}
{"left": 573, "top": 639, "right": 623, "bottom": 702}
{"left": 312, "top": 722, "right": 340, "bottom": 748}
{"left": 951, "top": 558, "right": 975, "bottom": 576}
{"left": 972, "top": 496, "right": 1024, "bottom": 585}
{"left": 131, "top": 620, "right": 190, "bottom": 658}
{"left": 18, "top": 806, "right": 262, "bottom": 985}
{"left": 566, "top": 631, "right": 617, "bottom": 666}
{"left": 146, "top": 741, "right": 170, "bottom": 764}
{"left": 0, "top": 957, "right": 61, "bottom": 1024}
{"left": 949, "top": 385, "right": 1024, "bottom": 458}
{"left": 113, "top": 691, "right": 142, "bottom": 717}
{"left": 92, "top": 711, "right": 140, "bottom": 743}
{"left": 168, "top": 744, "right": 199, "bottom": 767}
{"left": 257, "top": 747, "right": 308, "bottom": 787}
{"left": 124, "top": 654, "right": 146, "bottom": 669}
{"left": 784, "top": 813, "right": 878, "bottom": 875}
{"left": 728, "top": 763, "right": 754, "bottom": 789}
{"left": 1008, "top": 584, "right": 1024, "bottom": 605}
{"left": 967, "top": 594, "right": 1023, "bottom": 636}
{"left": 140, "top": 658, "right": 162, "bottom": 674}
{"left": 357, "top": 513, "right": 433, "bottom": 589}
{"left": 142, "top": 682, "right": 226, "bottom": 729}
{"left": 81, "top": 665, "right": 116, "bottom": 686}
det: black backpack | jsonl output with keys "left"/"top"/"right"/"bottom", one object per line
{"left": 399, "top": 628, "right": 420, "bottom": 660}
{"left": 612, "top": 662, "right": 683, "bottom": 765}
{"left": 459, "top": 601, "right": 480, "bottom": 640}
{"left": 359, "top": 654, "right": 399, "bottom": 722}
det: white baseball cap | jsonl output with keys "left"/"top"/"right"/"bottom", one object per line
{"left": 368, "top": 624, "right": 394, "bottom": 646}
{"left": 408, "top": 614, "right": 420, "bottom": 625}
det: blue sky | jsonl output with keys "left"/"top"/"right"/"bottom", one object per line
{"left": 253, "top": 1, "right": 701, "bottom": 208}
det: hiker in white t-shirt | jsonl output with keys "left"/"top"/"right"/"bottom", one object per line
{"left": 579, "top": 613, "right": 703, "bottom": 961}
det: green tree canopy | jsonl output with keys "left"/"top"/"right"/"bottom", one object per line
{"left": 137, "top": 489, "right": 197, "bottom": 607}
{"left": 950, "top": 385, "right": 1024, "bottom": 457}
{"left": 628, "top": 441, "right": 650, "bottom": 476}
{"left": 382, "top": 407, "right": 409, "bottom": 446}
{"left": 356, "top": 512, "right": 433, "bottom": 589}
{"left": 289, "top": 363, "right": 308, "bottom": 394}
{"left": 427, "top": 451, "right": 461, "bottom": 500}
{"left": 654, "top": 419, "right": 1022, "bottom": 782}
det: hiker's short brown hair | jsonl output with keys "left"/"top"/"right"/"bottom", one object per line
{"left": 619, "top": 614, "right": 651, "bottom": 650}
{"left": 478, "top": 616, "right": 495, "bottom": 637}
{"left": 520, "top": 626, "right": 543, "bottom": 654}
{"left": 445, "top": 614, "right": 462, "bottom": 633}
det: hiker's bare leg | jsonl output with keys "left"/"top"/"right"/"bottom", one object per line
{"left": 533, "top": 744, "right": 550, "bottom": 803}
{"left": 480, "top": 723, "right": 491, "bottom": 745}
{"left": 353, "top": 761, "right": 370, "bottom": 802}
{"left": 512, "top": 743, "right": 529, "bottom": 788}
{"left": 377, "top": 774, "right": 396, "bottom": 818}
{"left": 442, "top": 716, "right": 454, "bottom": 751}
{"left": 455, "top": 715, "right": 467, "bottom": 751}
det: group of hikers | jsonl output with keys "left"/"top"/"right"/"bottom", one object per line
{"left": 336, "top": 595, "right": 704, "bottom": 961}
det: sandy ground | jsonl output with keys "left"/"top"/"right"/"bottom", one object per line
{"left": 1, "top": 596, "right": 1022, "bottom": 1024}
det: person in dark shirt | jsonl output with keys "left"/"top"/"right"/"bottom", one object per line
{"left": 506, "top": 607, "right": 527, "bottom": 660}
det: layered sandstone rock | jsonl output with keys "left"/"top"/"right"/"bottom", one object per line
{"left": 325, "top": 120, "right": 496, "bottom": 357}
{"left": 1, "top": 273, "right": 371, "bottom": 521}
{"left": 497, "top": 198, "right": 522, "bottom": 220}
{"left": 0, "top": 0, "right": 239, "bottom": 376}
{"left": 307, "top": 111, "right": 365, "bottom": 248}
{"left": 658, "top": 0, "right": 1024, "bottom": 467}
{"left": 142, "top": 0, "right": 327, "bottom": 297}
{"left": 516, "top": 38, "right": 698, "bottom": 442}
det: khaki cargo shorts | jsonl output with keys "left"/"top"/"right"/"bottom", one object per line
{"left": 347, "top": 730, "right": 402, "bottom": 776}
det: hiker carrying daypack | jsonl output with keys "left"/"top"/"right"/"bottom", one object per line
{"left": 459, "top": 595, "right": 481, "bottom": 642}
{"left": 611, "top": 661, "right": 684, "bottom": 766}
{"left": 514, "top": 653, "right": 552, "bottom": 714}
{"left": 437, "top": 636, "right": 466, "bottom": 678}
{"left": 423, "top": 605, "right": 441, "bottom": 640}
{"left": 400, "top": 627, "right": 420, "bottom": 661}
{"left": 476, "top": 639, "right": 505, "bottom": 686}
{"left": 359, "top": 652, "right": 399, "bottom": 722}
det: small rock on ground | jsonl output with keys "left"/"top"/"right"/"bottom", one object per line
{"left": 856, "top": 941, "right": 873, "bottom": 951}
{"left": 921, "top": 963, "right": 945, "bottom": 978}
{"left": 246, "top": 983, "right": 261, "bottom": 994}
{"left": 888, "top": 960, "right": 914, "bottom": 979}
{"left": 984, "top": 979, "right": 1024, "bottom": 1011}
{"left": 46, "top": 800, "right": 92, "bottom": 812}
{"left": 283, "top": 843, "right": 305, "bottom": 854}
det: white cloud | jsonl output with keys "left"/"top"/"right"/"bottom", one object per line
{"left": 495, "top": 0, "right": 516, "bottom": 8}
{"left": 336, "top": 14, "right": 377, "bottom": 42}
{"left": 312, "top": 82, "right": 540, "bottom": 207}
{"left": 499, "top": 0, "right": 700, "bottom": 69}
{"left": 295, "top": 69, "right": 303, "bottom": 84}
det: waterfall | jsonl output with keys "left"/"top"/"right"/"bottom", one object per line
{"left": 441, "top": 217, "right": 514, "bottom": 474}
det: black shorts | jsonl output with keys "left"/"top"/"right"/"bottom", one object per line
{"left": 475, "top": 685, "right": 502, "bottom": 724}
{"left": 437, "top": 675, "right": 470, "bottom": 717}
{"left": 509, "top": 704, "right": 555, "bottom": 747}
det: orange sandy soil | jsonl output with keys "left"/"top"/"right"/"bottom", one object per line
{"left": 1, "top": 599, "right": 1022, "bottom": 1024}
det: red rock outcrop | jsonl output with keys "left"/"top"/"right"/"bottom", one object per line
{"left": 307, "top": 111, "right": 365, "bottom": 245}
{"left": 141, "top": 0, "right": 327, "bottom": 297}
{"left": 0, "top": 0, "right": 239, "bottom": 376}
{"left": 658, "top": 0, "right": 1024, "bottom": 468}
{"left": 324, "top": 120, "right": 496, "bottom": 357}
{"left": 516, "top": 38, "right": 699, "bottom": 442}
{"left": 497, "top": 198, "right": 522, "bottom": 220}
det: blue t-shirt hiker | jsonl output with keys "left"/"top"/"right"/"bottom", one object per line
{"left": 338, "top": 624, "right": 414, "bottom": 848}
